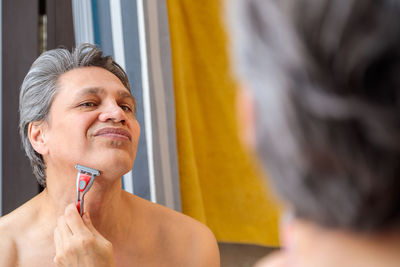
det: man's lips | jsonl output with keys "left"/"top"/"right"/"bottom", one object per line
{"left": 94, "top": 127, "right": 132, "bottom": 141}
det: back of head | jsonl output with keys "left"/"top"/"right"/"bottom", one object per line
{"left": 230, "top": 0, "right": 400, "bottom": 232}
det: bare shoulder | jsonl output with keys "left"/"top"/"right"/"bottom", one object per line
{"left": 152, "top": 204, "right": 220, "bottom": 267}
{"left": 125, "top": 193, "right": 220, "bottom": 267}
{"left": 0, "top": 195, "right": 42, "bottom": 266}
{"left": 0, "top": 213, "right": 19, "bottom": 266}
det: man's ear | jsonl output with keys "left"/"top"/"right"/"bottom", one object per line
{"left": 28, "top": 121, "right": 49, "bottom": 155}
{"left": 237, "top": 85, "right": 256, "bottom": 151}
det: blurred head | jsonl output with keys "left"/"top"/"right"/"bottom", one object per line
{"left": 230, "top": 0, "right": 400, "bottom": 232}
{"left": 20, "top": 44, "right": 135, "bottom": 187}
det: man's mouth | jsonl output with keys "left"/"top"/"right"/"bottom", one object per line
{"left": 94, "top": 127, "right": 132, "bottom": 141}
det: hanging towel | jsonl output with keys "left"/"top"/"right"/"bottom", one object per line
{"left": 166, "top": 0, "right": 281, "bottom": 246}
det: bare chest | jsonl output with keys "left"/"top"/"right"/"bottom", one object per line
{"left": 16, "top": 236, "right": 56, "bottom": 267}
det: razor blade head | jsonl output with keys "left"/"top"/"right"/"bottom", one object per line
{"left": 75, "top": 164, "right": 100, "bottom": 176}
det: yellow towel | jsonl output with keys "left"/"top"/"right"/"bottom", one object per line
{"left": 166, "top": 0, "right": 280, "bottom": 246}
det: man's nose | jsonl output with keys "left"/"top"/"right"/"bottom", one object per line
{"left": 98, "top": 102, "right": 126, "bottom": 124}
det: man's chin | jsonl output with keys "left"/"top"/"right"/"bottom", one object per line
{"left": 95, "top": 137, "right": 134, "bottom": 148}
{"left": 72, "top": 149, "right": 135, "bottom": 176}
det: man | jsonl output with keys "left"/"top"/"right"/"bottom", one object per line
{"left": 0, "top": 44, "right": 220, "bottom": 266}
{"left": 229, "top": 0, "right": 400, "bottom": 266}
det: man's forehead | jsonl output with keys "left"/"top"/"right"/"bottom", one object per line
{"left": 59, "top": 66, "right": 126, "bottom": 85}
{"left": 58, "top": 67, "right": 133, "bottom": 96}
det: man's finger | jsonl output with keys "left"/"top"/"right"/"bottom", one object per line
{"left": 54, "top": 227, "right": 63, "bottom": 253}
{"left": 64, "top": 203, "right": 89, "bottom": 235}
{"left": 57, "top": 216, "right": 73, "bottom": 240}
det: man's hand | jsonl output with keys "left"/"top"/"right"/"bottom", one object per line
{"left": 53, "top": 204, "right": 116, "bottom": 267}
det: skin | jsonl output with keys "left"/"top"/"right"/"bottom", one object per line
{"left": 255, "top": 219, "right": 400, "bottom": 267}
{"left": 0, "top": 66, "right": 220, "bottom": 267}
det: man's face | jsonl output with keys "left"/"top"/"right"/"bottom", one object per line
{"left": 42, "top": 66, "right": 140, "bottom": 179}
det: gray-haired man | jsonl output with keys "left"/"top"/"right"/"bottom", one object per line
{"left": 0, "top": 44, "right": 219, "bottom": 267}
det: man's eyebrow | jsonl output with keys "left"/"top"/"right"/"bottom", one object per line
{"left": 74, "top": 87, "right": 105, "bottom": 98}
{"left": 74, "top": 87, "right": 134, "bottom": 101}
{"left": 118, "top": 90, "right": 135, "bottom": 101}
{"left": 119, "top": 90, "right": 136, "bottom": 107}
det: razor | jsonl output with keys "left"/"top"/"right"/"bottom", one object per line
{"left": 75, "top": 164, "right": 100, "bottom": 216}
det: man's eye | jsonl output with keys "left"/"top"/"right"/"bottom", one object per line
{"left": 120, "top": 105, "right": 132, "bottom": 112}
{"left": 80, "top": 102, "right": 97, "bottom": 107}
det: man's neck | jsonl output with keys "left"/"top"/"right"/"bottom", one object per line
{"left": 38, "top": 169, "right": 128, "bottom": 241}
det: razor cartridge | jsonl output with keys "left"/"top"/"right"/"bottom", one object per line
{"left": 75, "top": 164, "right": 100, "bottom": 216}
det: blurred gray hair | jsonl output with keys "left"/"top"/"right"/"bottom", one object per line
{"left": 229, "top": 0, "right": 400, "bottom": 231}
{"left": 19, "top": 43, "right": 130, "bottom": 187}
